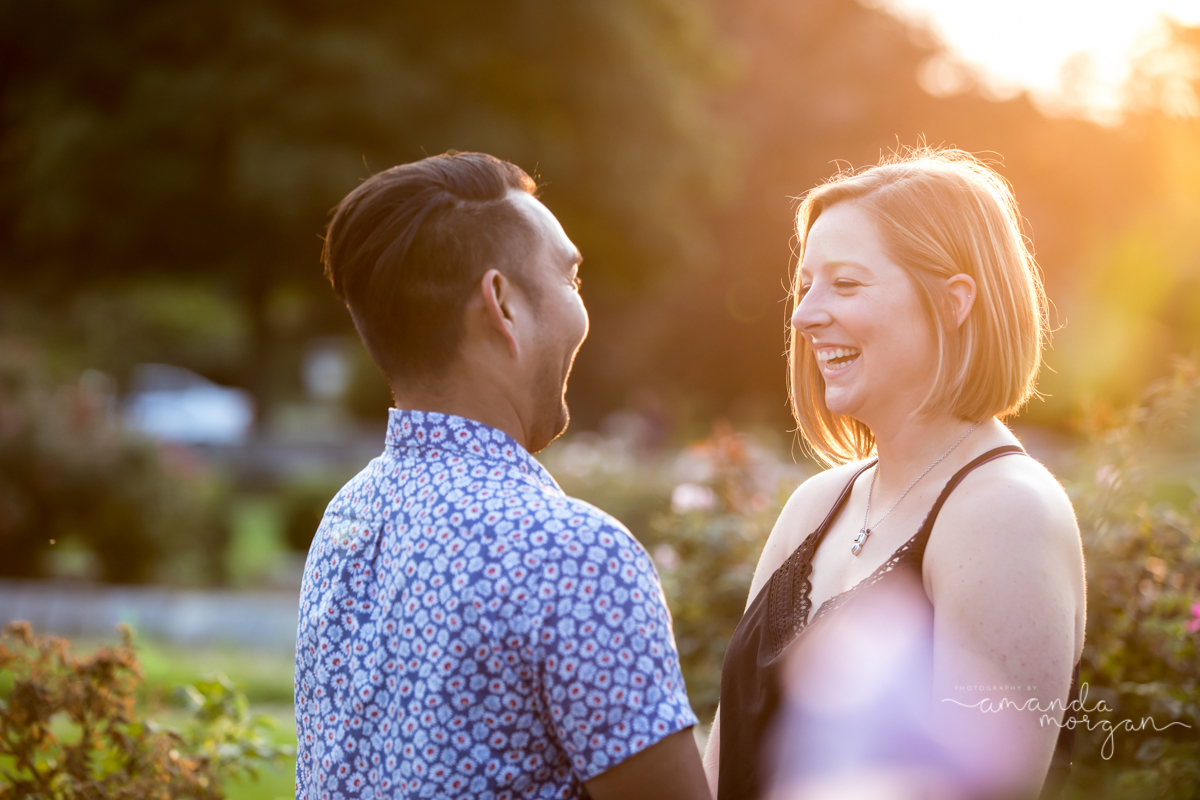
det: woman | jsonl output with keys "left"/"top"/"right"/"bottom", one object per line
{"left": 703, "top": 149, "right": 1087, "bottom": 800}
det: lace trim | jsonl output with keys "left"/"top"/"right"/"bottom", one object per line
{"left": 765, "top": 529, "right": 822, "bottom": 657}
{"left": 808, "top": 533, "right": 924, "bottom": 628}
{"left": 767, "top": 446, "right": 1027, "bottom": 657}
{"left": 765, "top": 461, "right": 874, "bottom": 659}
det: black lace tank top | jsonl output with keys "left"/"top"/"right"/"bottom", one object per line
{"left": 716, "top": 446, "right": 1080, "bottom": 800}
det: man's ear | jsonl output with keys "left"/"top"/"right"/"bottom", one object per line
{"left": 479, "top": 268, "right": 521, "bottom": 359}
{"left": 945, "top": 273, "right": 977, "bottom": 328}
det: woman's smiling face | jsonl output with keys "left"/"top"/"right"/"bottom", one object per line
{"left": 791, "top": 200, "right": 939, "bottom": 424}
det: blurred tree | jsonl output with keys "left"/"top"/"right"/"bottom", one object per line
{"left": 1039, "top": 22, "right": 1200, "bottom": 416}
{"left": 1126, "top": 19, "right": 1200, "bottom": 119}
{"left": 0, "top": 0, "right": 1189, "bottom": 434}
{"left": 0, "top": 340, "right": 230, "bottom": 583}
{"left": 0, "top": 0, "right": 725, "bottom": 421}
{"left": 635, "top": 0, "right": 1155, "bottom": 430}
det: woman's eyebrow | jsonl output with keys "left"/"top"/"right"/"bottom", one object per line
{"left": 799, "top": 258, "right": 870, "bottom": 280}
{"left": 824, "top": 259, "right": 869, "bottom": 271}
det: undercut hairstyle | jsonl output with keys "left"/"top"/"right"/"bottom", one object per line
{"left": 322, "top": 151, "right": 540, "bottom": 384}
{"left": 789, "top": 147, "right": 1049, "bottom": 465}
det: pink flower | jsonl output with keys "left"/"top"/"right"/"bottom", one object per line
{"left": 1188, "top": 604, "right": 1200, "bottom": 634}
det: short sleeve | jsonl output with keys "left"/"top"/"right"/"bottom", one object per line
{"left": 536, "top": 502, "right": 698, "bottom": 782}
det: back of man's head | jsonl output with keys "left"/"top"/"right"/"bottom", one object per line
{"left": 322, "top": 151, "right": 540, "bottom": 385}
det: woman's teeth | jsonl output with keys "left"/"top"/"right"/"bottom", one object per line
{"left": 817, "top": 347, "right": 861, "bottom": 370}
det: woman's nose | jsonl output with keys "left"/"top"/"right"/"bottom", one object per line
{"left": 791, "top": 287, "right": 828, "bottom": 332}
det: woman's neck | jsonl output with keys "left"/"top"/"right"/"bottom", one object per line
{"left": 868, "top": 414, "right": 1001, "bottom": 496}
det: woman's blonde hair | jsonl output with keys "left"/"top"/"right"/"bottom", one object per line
{"left": 788, "top": 147, "right": 1048, "bottom": 465}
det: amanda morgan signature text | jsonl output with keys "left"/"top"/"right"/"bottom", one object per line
{"left": 942, "top": 681, "right": 1192, "bottom": 759}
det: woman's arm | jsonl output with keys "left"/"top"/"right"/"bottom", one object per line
{"left": 924, "top": 458, "right": 1086, "bottom": 797}
{"left": 702, "top": 708, "right": 720, "bottom": 799}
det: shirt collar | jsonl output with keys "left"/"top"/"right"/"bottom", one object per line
{"left": 384, "top": 408, "right": 559, "bottom": 488}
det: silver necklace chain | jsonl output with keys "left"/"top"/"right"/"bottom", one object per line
{"left": 851, "top": 420, "right": 981, "bottom": 556}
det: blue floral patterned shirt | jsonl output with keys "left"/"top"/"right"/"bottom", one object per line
{"left": 294, "top": 409, "right": 697, "bottom": 799}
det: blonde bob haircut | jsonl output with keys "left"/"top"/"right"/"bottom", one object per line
{"left": 789, "top": 147, "right": 1048, "bottom": 466}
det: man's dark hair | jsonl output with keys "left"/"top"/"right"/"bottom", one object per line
{"left": 322, "top": 151, "right": 540, "bottom": 383}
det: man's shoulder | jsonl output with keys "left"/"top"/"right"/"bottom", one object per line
{"left": 547, "top": 493, "right": 641, "bottom": 547}
{"left": 323, "top": 456, "right": 390, "bottom": 520}
{"left": 312, "top": 451, "right": 646, "bottom": 563}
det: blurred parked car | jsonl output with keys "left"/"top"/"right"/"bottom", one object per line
{"left": 122, "top": 364, "right": 254, "bottom": 445}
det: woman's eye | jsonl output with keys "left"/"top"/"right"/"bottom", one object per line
{"left": 798, "top": 284, "right": 811, "bottom": 297}
{"left": 572, "top": 276, "right": 582, "bottom": 290}
{"left": 834, "top": 280, "right": 858, "bottom": 290}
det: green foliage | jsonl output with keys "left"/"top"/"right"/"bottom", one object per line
{"left": 0, "top": 343, "right": 230, "bottom": 584}
{"left": 172, "top": 678, "right": 292, "bottom": 786}
{"left": 278, "top": 483, "right": 340, "bottom": 554}
{"left": 0, "top": 622, "right": 292, "bottom": 800}
{"left": 1061, "top": 359, "right": 1200, "bottom": 798}
{"left": 0, "top": 0, "right": 722, "bottom": 281}
{"left": 1, "top": 622, "right": 206, "bottom": 799}
{"left": 639, "top": 423, "right": 807, "bottom": 721}
{"left": 118, "top": 642, "right": 294, "bottom": 712}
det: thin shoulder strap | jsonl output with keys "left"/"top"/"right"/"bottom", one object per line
{"left": 911, "top": 444, "right": 1027, "bottom": 548}
{"left": 814, "top": 458, "right": 878, "bottom": 534}
{"left": 765, "top": 457, "right": 877, "bottom": 656}
{"left": 792, "top": 455, "right": 878, "bottom": 568}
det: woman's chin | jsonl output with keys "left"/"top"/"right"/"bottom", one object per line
{"left": 823, "top": 391, "right": 862, "bottom": 419}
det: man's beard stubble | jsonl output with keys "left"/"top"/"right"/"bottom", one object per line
{"left": 528, "top": 354, "right": 570, "bottom": 454}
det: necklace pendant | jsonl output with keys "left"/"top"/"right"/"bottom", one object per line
{"left": 853, "top": 421, "right": 981, "bottom": 561}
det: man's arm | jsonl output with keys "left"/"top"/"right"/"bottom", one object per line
{"left": 584, "top": 728, "right": 711, "bottom": 800}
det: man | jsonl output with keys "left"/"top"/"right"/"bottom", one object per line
{"left": 294, "top": 151, "right": 710, "bottom": 800}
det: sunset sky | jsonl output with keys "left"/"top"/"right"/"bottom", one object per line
{"left": 874, "top": 0, "right": 1200, "bottom": 121}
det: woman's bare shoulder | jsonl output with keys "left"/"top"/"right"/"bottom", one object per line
{"left": 746, "top": 459, "right": 871, "bottom": 606}
{"left": 925, "top": 451, "right": 1084, "bottom": 616}
{"left": 938, "top": 452, "right": 1079, "bottom": 543}
{"left": 778, "top": 459, "right": 872, "bottom": 533}
{"left": 925, "top": 450, "right": 1087, "bottom": 672}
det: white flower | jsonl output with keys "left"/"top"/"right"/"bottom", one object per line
{"left": 671, "top": 483, "right": 716, "bottom": 514}
{"left": 653, "top": 544, "right": 681, "bottom": 571}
